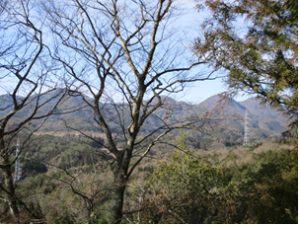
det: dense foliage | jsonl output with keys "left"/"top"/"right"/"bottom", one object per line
{"left": 0, "top": 132, "right": 296, "bottom": 223}
{"left": 134, "top": 148, "right": 298, "bottom": 223}
{"left": 194, "top": 0, "right": 298, "bottom": 136}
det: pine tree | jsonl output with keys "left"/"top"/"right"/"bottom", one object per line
{"left": 194, "top": 0, "right": 298, "bottom": 137}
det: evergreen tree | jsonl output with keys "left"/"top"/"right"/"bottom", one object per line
{"left": 194, "top": 0, "right": 298, "bottom": 137}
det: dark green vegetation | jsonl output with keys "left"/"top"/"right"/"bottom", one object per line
{"left": 19, "top": 134, "right": 104, "bottom": 172}
{"left": 142, "top": 148, "right": 297, "bottom": 224}
{"left": 0, "top": 91, "right": 297, "bottom": 224}
{"left": 0, "top": 133, "right": 296, "bottom": 224}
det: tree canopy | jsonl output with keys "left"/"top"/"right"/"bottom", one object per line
{"left": 194, "top": 0, "right": 298, "bottom": 136}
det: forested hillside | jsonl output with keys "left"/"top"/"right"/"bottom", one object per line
{"left": 0, "top": 92, "right": 287, "bottom": 137}
{"left": 0, "top": 0, "right": 297, "bottom": 223}
{"left": 1, "top": 134, "right": 297, "bottom": 223}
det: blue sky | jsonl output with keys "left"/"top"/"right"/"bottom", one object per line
{"left": 0, "top": 0, "right": 253, "bottom": 104}
{"left": 168, "top": 0, "right": 251, "bottom": 104}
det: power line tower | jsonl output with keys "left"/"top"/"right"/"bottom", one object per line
{"left": 243, "top": 110, "right": 250, "bottom": 146}
{"left": 14, "top": 139, "right": 22, "bottom": 184}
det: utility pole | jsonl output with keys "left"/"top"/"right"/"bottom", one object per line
{"left": 14, "top": 139, "right": 22, "bottom": 184}
{"left": 243, "top": 110, "right": 250, "bottom": 146}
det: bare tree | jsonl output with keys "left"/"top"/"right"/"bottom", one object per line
{"left": 41, "top": 0, "right": 220, "bottom": 222}
{"left": 0, "top": 0, "right": 67, "bottom": 220}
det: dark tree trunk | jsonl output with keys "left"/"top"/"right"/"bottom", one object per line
{"left": 0, "top": 135, "right": 19, "bottom": 220}
{"left": 111, "top": 148, "right": 132, "bottom": 223}
{"left": 112, "top": 174, "right": 126, "bottom": 223}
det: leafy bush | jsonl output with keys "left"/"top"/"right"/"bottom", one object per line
{"left": 136, "top": 149, "right": 298, "bottom": 224}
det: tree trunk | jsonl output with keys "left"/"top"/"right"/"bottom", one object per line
{"left": 112, "top": 174, "right": 126, "bottom": 223}
{"left": 0, "top": 135, "right": 19, "bottom": 219}
{"left": 111, "top": 148, "right": 132, "bottom": 223}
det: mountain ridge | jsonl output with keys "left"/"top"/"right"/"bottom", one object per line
{"left": 0, "top": 93, "right": 287, "bottom": 137}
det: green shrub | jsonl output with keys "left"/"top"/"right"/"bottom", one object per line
{"left": 137, "top": 149, "right": 298, "bottom": 224}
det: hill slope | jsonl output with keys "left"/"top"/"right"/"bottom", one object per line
{"left": 0, "top": 93, "right": 287, "bottom": 137}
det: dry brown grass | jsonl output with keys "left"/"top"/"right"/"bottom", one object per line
{"left": 252, "top": 142, "right": 292, "bottom": 154}
{"left": 190, "top": 140, "right": 292, "bottom": 165}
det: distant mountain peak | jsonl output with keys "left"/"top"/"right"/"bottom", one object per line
{"left": 199, "top": 94, "right": 246, "bottom": 113}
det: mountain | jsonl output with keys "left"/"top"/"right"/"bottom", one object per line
{"left": 199, "top": 94, "right": 246, "bottom": 115}
{"left": 239, "top": 98, "right": 286, "bottom": 134}
{"left": 198, "top": 95, "right": 287, "bottom": 137}
{"left": 239, "top": 98, "right": 284, "bottom": 121}
{"left": 0, "top": 92, "right": 287, "bottom": 138}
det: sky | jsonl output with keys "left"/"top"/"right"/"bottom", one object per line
{"left": 0, "top": 0, "right": 253, "bottom": 104}
{"left": 169, "top": 0, "right": 252, "bottom": 104}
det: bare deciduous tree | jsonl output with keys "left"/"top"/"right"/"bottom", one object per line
{"left": 41, "top": 0, "right": 220, "bottom": 222}
{"left": 0, "top": 0, "right": 67, "bottom": 220}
